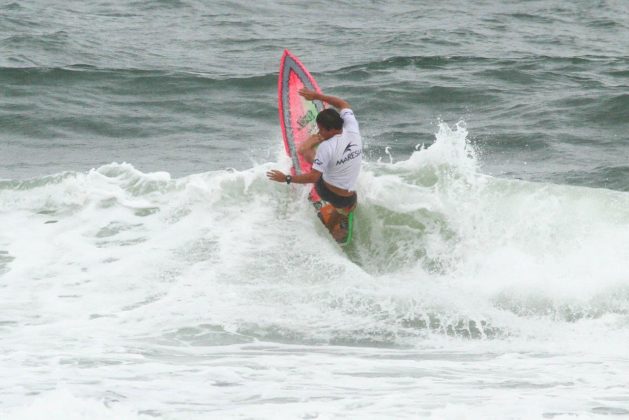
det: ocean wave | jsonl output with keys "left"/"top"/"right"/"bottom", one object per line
{"left": 330, "top": 54, "right": 628, "bottom": 75}
{"left": 2, "top": 123, "right": 629, "bottom": 348}
{"left": 3, "top": 30, "right": 70, "bottom": 48}
{"left": 594, "top": 94, "right": 629, "bottom": 123}
{"left": 0, "top": 65, "right": 275, "bottom": 86}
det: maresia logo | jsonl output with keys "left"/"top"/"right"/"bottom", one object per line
{"left": 336, "top": 142, "right": 361, "bottom": 166}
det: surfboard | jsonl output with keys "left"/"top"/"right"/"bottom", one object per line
{"left": 278, "top": 49, "right": 355, "bottom": 246}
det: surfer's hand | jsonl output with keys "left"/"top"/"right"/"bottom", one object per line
{"left": 266, "top": 170, "right": 287, "bottom": 183}
{"left": 299, "top": 88, "right": 319, "bottom": 101}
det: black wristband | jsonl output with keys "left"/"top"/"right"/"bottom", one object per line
{"left": 285, "top": 175, "right": 292, "bottom": 184}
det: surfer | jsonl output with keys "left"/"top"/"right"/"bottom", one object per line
{"left": 267, "top": 88, "right": 362, "bottom": 239}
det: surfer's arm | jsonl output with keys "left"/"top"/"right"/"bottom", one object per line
{"left": 266, "top": 169, "right": 321, "bottom": 185}
{"left": 299, "top": 88, "right": 350, "bottom": 110}
{"left": 298, "top": 133, "right": 323, "bottom": 155}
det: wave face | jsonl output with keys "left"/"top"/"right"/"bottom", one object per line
{"left": 3, "top": 123, "right": 629, "bottom": 343}
{"left": 3, "top": 124, "right": 629, "bottom": 418}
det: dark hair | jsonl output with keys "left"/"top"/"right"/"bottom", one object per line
{"left": 316, "top": 109, "right": 344, "bottom": 130}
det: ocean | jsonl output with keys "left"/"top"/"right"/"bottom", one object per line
{"left": 1, "top": 0, "right": 629, "bottom": 418}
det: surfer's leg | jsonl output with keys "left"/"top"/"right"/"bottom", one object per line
{"left": 323, "top": 208, "right": 344, "bottom": 241}
{"left": 328, "top": 204, "right": 357, "bottom": 241}
{"left": 315, "top": 179, "right": 356, "bottom": 242}
{"left": 325, "top": 208, "right": 342, "bottom": 230}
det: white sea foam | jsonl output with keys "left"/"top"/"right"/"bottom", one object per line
{"left": 1, "top": 123, "right": 629, "bottom": 418}
{"left": 3, "top": 389, "right": 150, "bottom": 420}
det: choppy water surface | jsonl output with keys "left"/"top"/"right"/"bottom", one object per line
{"left": 1, "top": 1, "right": 629, "bottom": 418}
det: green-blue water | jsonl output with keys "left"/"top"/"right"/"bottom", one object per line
{"left": 2, "top": 1, "right": 627, "bottom": 188}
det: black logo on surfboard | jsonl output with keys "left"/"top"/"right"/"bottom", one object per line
{"left": 297, "top": 110, "right": 316, "bottom": 129}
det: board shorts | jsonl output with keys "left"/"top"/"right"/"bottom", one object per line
{"left": 315, "top": 177, "right": 357, "bottom": 211}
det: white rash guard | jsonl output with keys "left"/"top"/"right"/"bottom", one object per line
{"left": 311, "top": 108, "right": 362, "bottom": 191}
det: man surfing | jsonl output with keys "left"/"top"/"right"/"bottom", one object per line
{"left": 267, "top": 88, "right": 362, "bottom": 241}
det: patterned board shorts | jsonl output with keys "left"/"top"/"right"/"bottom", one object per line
{"left": 315, "top": 177, "right": 357, "bottom": 212}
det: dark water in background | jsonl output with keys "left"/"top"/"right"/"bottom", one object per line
{"left": 1, "top": 0, "right": 627, "bottom": 188}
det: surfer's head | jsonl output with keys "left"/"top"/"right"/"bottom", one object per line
{"left": 316, "top": 109, "right": 344, "bottom": 139}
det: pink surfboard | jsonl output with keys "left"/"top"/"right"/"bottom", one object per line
{"left": 278, "top": 49, "right": 326, "bottom": 201}
{"left": 277, "top": 50, "right": 355, "bottom": 245}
